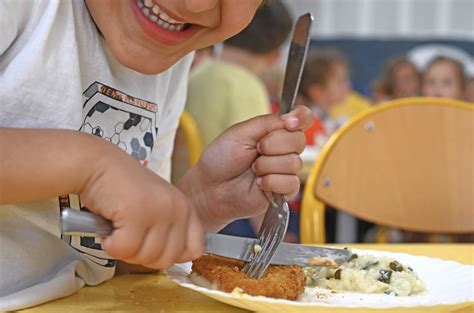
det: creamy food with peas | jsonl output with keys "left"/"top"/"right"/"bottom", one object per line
{"left": 304, "top": 253, "right": 426, "bottom": 296}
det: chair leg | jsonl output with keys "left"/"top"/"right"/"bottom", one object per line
{"left": 375, "top": 226, "right": 389, "bottom": 243}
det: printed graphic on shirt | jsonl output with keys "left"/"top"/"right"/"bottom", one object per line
{"left": 81, "top": 82, "right": 158, "bottom": 166}
{"left": 61, "top": 82, "right": 159, "bottom": 268}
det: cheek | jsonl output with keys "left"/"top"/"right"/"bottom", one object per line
{"left": 334, "top": 83, "right": 349, "bottom": 98}
{"left": 217, "top": 1, "right": 260, "bottom": 40}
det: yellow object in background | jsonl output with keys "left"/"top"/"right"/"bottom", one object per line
{"left": 186, "top": 60, "right": 270, "bottom": 147}
{"left": 171, "top": 111, "right": 203, "bottom": 183}
{"left": 329, "top": 91, "right": 372, "bottom": 120}
{"left": 178, "top": 111, "right": 203, "bottom": 166}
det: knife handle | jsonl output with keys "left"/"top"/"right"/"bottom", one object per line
{"left": 61, "top": 208, "right": 113, "bottom": 237}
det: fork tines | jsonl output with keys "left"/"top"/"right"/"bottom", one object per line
{"left": 243, "top": 194, "right": 290, "bottom": 279}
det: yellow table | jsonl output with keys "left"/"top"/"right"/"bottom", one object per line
{"left": 20, "top": 244, "right": 473, "bottom": 313}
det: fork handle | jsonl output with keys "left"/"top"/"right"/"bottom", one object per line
{"left": 269, "top": 193, "right": 287, "bottom": 209}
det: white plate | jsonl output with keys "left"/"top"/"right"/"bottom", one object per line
{"left": 166, "top": 249, "right": 474, "bottom": 312}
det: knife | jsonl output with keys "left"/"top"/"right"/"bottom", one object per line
{"left": 61, "top": 208, "right": 351, "bottom": 267}
{"left": 250, "top": 13, "right": 314, "bottom": 271}
{"left": 280, "top": 12, "right": 312, "bottom": 113}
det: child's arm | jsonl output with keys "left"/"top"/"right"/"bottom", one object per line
{"left": 177, "top": 105, "right": 313, "bottom": 232}
{"left": 0, "top": 128, "right": 107, "bottom": 203}
{"left": 0, "top": 128, "right": 204, "bottom": 269}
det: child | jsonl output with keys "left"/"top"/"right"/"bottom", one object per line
{"left": 465, "top": 77, "right": 474, "bottom": 103}
{"left": 185, "top": 0, "right": 292, "bottom": 146}
{"left": 371, "top": 56, "right": 420, "bottom": 103}
{"left": 421, "top": 56, "right": 466, "bottom": 99}
{"left": 0, "top": 0, "right": 312, "bottom": 310}
{"left": 297, "top": 48, "right": 351, "bottom": 146}
{"left": 185, "top": 0, "right": 292, "bottom": 238}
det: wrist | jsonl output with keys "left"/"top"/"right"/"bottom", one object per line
{"left": 73, "top": 132, "right": 127, "bottom": 208}
{"left": 177, "top": 165, "right": 228, "bottom": 232}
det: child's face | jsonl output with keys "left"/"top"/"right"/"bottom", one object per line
{"left": 392, "top": 63, "right": 419, "bottom": 98}
{"left": 311, "top": 63, "right": 351, "bottom": 111}
{"left": 86, "top": 0, "right": 262, "bottom": 74}
{"left": 465, "top": 79, "right": 474, "bottom": 103}
{"left": 422, "top": 60, "right": 464, "bottom": 99}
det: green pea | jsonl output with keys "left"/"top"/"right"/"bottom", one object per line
{"left": 389, "top": 261, "right": 404, "bottom": 272}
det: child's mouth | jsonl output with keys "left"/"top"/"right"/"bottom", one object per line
{"left": 136, "top": 0, "right": 191, "bottom": 32}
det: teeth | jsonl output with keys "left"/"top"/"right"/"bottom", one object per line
{"left": 137, "top": 0, "right": 188, "bottom": 32}
{"left": 144, "top": 0, "right": 153, "bottom": 8}
{"left": 159, "top": 11, "right": 171, "bottom": 22}
{"left": 169, "top": 17, "right": 179, "bottom": 24}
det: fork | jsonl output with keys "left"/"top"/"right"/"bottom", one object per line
{"left": 242, "top": 13, "right": 313, "bottom": 280}
{"left": 242, "top": 194, "right": 290, "bottom": 279}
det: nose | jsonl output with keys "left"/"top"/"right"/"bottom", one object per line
{"left": 185, "top": 0, "right": 218, "bottom": 12}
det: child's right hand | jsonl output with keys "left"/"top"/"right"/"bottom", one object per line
{"left": 0, "top": 128, "right": 204, "bottom": 269}
{"left": 78, "top": 136, "right": 205, "bottom": 269}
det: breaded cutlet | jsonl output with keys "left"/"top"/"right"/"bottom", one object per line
{"left": 191, "top": 254, "right": 306, "bottom": 300}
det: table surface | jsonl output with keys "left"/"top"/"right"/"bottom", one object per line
{"left": 20, "top": 244, "right": 473, "bottom": 313}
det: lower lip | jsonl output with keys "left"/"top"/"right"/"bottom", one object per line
{"left": 129, "top": 0, "right": 199, "bottom": 46}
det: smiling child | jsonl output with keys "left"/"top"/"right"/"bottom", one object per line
{"left": 0, "top": 0, "right": 312, "bottom": 310}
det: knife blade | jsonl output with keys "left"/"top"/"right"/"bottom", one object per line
{"left": 205, "top": 232, "right": 350, "bottom": 267}
{"left": 280, "top": 12, "right": 313, "bottom": 114}
{"left": 61, "top": 208, "right": 351, "bottom": 267}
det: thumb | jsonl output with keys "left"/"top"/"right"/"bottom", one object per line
{"left": 228, "top": 113, "right": 285, "bottom": 144}
{"left": 281, "top": 104, "right": 313, "bottom": 131}
{"left": 227, "top": 104, "right": 313, "bottom": 144}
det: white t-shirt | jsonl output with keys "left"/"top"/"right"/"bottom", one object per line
{"left": 0, "top": 0, "right": 193, "bottom": 310}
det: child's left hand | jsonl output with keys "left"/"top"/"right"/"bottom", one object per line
{"left": 178, "top": 105, "right": 313, "bottom": 231}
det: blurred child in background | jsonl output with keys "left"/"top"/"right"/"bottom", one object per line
{"left": 185, "top": 0, "right": 293, "bottom": 239}
{"left": 296, "top": 48, "right": 374, "bottom": 243}
{"left": 371, "top": 56, "right": 420, "bottom": 104}
{"left": 259, "top": 65, "right": 286, "bottom": 114}
{"left": 297, "top": 48, "right": 351, "bottom": 147}
{"left": 421, "top": 56, "right": 466, "bottom": 100}
{"left": 465, "top": 77, "right": 474, "bottom": 103}
{"left": 186, "top": 0, "right": 292, "bottom": 147}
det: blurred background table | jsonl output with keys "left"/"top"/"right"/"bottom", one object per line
{"left": 20, "top": 244, "right": 473, "bottom": 313}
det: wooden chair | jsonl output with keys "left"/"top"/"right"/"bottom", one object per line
{"left": 300, "top": 97, "right": 474, "bottom": 244}
{"left": 171, "top": 111, "right": 203, "bottom": 183}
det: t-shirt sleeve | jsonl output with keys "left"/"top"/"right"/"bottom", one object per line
{"left": 0, "top": 0, "right": 36, "bottom": 56}
{"left": 228, "top": 78, "right": 270, "bottom": 126}
{"left": 185, "top": 70, "right": 229, "bottom": 146}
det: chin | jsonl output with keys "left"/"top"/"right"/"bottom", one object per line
{"left": 108, "top": 41, "right": 183, "bottom": 75}
{"left": 122, "top": 59, "right": 173, "bottom": 75}
{"left": 116, "top": 52, "right": 178, "bottom": 75}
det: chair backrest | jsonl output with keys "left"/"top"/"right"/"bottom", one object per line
{"left": 300, "top": 97, "right": 474, "bottom": 244}
{"left": 171, "top": 111, "right": 203, "bottom": 183}
{"left": 179, "top": 111, "right": 203, "bottom": 166}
